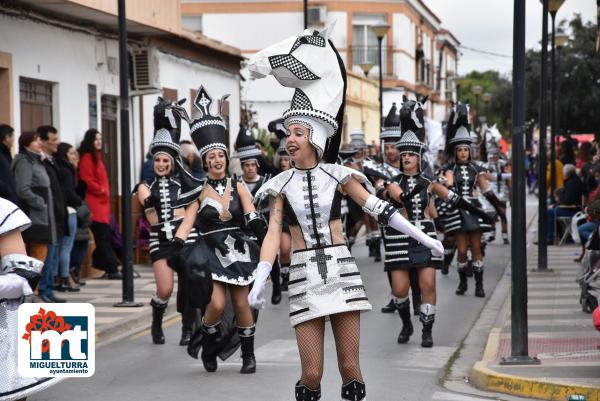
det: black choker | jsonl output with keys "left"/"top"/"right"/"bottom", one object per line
{"left": 207, "top": 177, "right": 228, "bottom": 196}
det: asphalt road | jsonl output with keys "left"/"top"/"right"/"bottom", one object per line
{"left": 31, "top": 239, "right": 512, "bottom": 401}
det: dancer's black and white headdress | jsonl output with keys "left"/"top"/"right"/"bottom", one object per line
{"left": 268, "top": 118, "right": 287, "bottom": 140}
{"left": 248, "top": 24, "right": 347, "bottom": 162}
{"left": 380, "top": 103, "right": 402, "bottom": 143}
{"left": 154, "top": 96, "right": 190, "bottom": 142}
{"left": 448, "top": 125, "right": 474, "bottom": 148}
{"left": 149, "top": 128, "right": 181, "bottom": 165}
{"left": 396, "top": 130, "right": 427, "bottom": 172}
{"left": 233, "top": 124, "right": 262, "bottom": 164}
{"left": 276, "top": 138, "right": 289, "bottom": 156}
{"left": 349, "top": 128, "right": 368, "bottom": 150}
{"left": 189, "top": 86, "right": 229, "bottom": 159}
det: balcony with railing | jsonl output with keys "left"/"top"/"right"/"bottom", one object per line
{"left": 351, "top": 45, "right": 392, "bottom": 77}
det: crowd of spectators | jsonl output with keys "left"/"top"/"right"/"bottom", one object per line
{"left": 0, "top": 123, "right": 215, "bottom": 303}
{"left": 0, "top": 124, "right": 129, "bottom": 302}
{"left": 541, "top": 137, "right": 600, "bottom": 261}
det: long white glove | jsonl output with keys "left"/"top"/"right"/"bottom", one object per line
{"left": 248, "top": 261, "right": 272, "bottom": 309}
{"left": 388, "top": 212, "right": 444, "bottom": 258}
{"left": 0, "top": 274, "right": 32, "bottom": 299}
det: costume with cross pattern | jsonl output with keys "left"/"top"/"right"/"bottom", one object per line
{"left": 382, "top": 173, "right": 444, "bottom": 270}
{"left": 254, "top": 163, "right": 373, "bottom": 327}
{"left": 143, "top": 175, "right": 199, "bottom": 263}
{"left": 197, "top": 176, "right": 260, "bottom": 286}
{"left": 438, "top": 162, "right": 493, "bottom": 235}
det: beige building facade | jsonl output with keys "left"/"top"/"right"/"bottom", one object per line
{"left": 181, "top": 0, "right": 460, "bottom": 140}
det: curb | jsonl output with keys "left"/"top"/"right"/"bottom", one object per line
{"left": 470, "top": 360, "right": 600, "bottom": 401}
{"left": 468, "top": 212, "right": 600, "bottom": 401}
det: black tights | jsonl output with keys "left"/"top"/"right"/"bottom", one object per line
{"left": 295, "top": 312, "right": 363, "bottom": 389}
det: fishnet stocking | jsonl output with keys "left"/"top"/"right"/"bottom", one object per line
{"left": 295, "top": 317, "right": 325, "bottom": 389}
{"left": 330, "top": 311, "right": 363, "bottom": 383}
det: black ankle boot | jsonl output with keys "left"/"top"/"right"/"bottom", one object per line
{"left": 179, "top": 327, "right": 192, "bottom": 346}
{"left": 341, "top": 380, "right": 366, "bottom": 401}
{"left": 421, "top": 321, "right": 434, "bottom": 348}
{"left": 396, "top": 299, "right": 413, "bottom": 344}
{"left": 295, "top": 381, "right": 321, "bottom": 401}
{"left": 57, "top": 277, "right": 79, "bottom": 292}
{"left": 474, "top": 270, "right": 485, "bottom": 298}
{"left": 201, "top": 322, "right": 221, "bottom": 372}
{"left": 465, "top": 259, "right": 474, "bottom": 277}
{"left": 373, "top": 237, "right": 382, "bottom": 262}
{"left": 280, "top": 264, "right": 290, "bottom": 292}
{"left": 150, "top": 298, "right": 168, "bottom": 344}
{"left": 381, "top": 298, "right": 396, "bottom": 313}
{"left": 367, "top": 238, "right": 374, "bottom": 257}
{"left": 419, "top": 304, "right": 435, "bottom": 348}
{"left": 455, "top": 268, "right": 468, "bottom": 295}
{"left": 238, "top": 325, "right": 256, "bottom": 374}
{"left": 442, "top": 247, "right": 455, "bottom": 275}
{"left": 180, "top": 307, "right": 196, "bottom": 346}
{"left": 70, "top": 267, "right": 86, "bottom": 286}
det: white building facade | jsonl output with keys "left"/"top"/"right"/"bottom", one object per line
{"left": 182, "top": 0, "right": 460, "bottom": 134}
{"left": 1, "top": 1, "right": 243, "bottom": 203}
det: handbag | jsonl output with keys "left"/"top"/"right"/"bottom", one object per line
{"left": 407, "top": 242, "right": 431, "bottom": 265}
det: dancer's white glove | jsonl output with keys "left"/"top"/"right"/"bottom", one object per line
{"left": 388, "top": 212, "right": 444, "bottom": 258}
{"left": 248, "top": 261, "right": 272, "bottom": 309}
{"left": 0, "top": 274, "right": 32, "bottom": 299}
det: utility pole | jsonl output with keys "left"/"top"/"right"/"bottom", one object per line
{"left": 536, "top": 0, "right": 550, "bottom": 271}
{"left": 304, "top": 0, "right": 308, "bottom": 29}
{"left": 500, "top": 0, "right": 540, "bottom": 366}
{"left": 114, "top": 0, "right": 143, "bottom": 308}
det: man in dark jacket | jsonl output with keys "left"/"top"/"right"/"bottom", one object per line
{"left": 37, "top": 125, "right": 67, "bottom": 303}
{"left": 0, "top": 124, "right": 18, "bottom": 204}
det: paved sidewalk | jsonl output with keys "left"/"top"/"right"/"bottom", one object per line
{"left": 470, "top": 241, "right": 600, "bottom": 401}
{"left": 36, "top": 265, "right": 180, "bottom": 346}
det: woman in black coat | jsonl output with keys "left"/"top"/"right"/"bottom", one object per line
{"left": 55, "top": 142, "right": 83, "bottom": 291}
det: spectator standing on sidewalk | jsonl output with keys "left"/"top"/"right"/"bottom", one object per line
{"left": 78, "top": 128, "right": 122, "bottom": 279}
{"left": 70, "top": 179, "right": 91, "bottom": 287}
{"left": 55, "top": 142, "right": 82, "bottom": 292}
{"left": 37, "top": 125, "right": 67, "bottom": 303}
{"left": 0, "top": 124, "right": 19, "bottom": 204}
{"left": 11, "top": 132, "right": 54, "bottom": 261}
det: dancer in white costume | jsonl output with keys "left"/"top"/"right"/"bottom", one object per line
{"left": 246, "top": 25, "right": 443, "bottom": 401}
{"left": 0, "top": 198, "right": 61, "bottom": 400}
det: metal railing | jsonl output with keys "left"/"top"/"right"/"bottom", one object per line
{"left": 351, "top": 45, "right": 391, "bottom": 76}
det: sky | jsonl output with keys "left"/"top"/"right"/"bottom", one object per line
{"left": 425, "top": 0, "right": 597, "bottom": 76}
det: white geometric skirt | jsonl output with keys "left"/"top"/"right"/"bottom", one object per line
{"left": 288, "top": 244, "right": 372, "bottom": 327}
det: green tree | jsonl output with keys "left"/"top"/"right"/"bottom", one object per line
{"left": 457, "top": 70, "right": 512, "bottom": 134}
{"left": 459, "top": 14, "right": 599, "bottom": 138}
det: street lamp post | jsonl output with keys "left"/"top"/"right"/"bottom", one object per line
{"left": 500, "top": 0, "right": 540, "bottom": 366}
{"left": 482, "top": 92, "right": 492, "bottom": 124}
{"left": 371, "top": 23, "right": 390, "bottom": 128}
{"left": 114, "top": 0, "right": 143, "bottom": 308}
{"left": 454, "top": 77, "right": 464, "bottom": 102}
{"left": 555, "top": 30, "right": 569, "bottom": 152}
{"left": 304, "top": 0, "right": 308, "bottom": 29}
{"left": 471, "top": 84, "right": 483, "bottom": 129}
{"left": 359, "top": 62, "right": 374, "bottom": 78}
{"left": 537, "top": 0, "right": 551, "bottom": 272}
{"left": 549, "top": 0, "right": 565, "bottom": 204}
